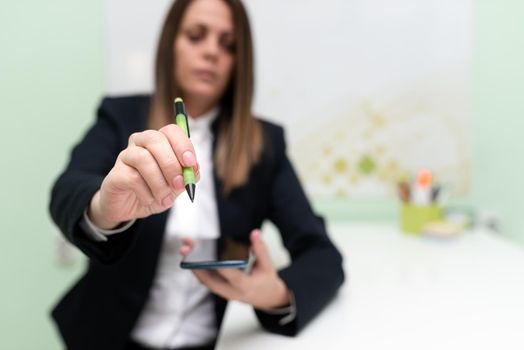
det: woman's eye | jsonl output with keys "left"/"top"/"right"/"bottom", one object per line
{"left": 220, "top": 38, "right": 235, "bottom": 53}
{"left": 186, "top": 30, "right": 204, "bottom": 42}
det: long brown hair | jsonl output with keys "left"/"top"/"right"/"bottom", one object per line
{"left": 150, "top": 0, "right": 262, "bottom": 195}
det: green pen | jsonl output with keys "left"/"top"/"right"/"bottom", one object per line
{"left": 174, "top": 97, "right": 196, "bottom": 202}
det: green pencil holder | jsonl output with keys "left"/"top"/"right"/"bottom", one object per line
{"left": 400, "top": 203, "right": 443, "bottom": 234}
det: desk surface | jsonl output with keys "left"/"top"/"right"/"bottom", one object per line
{"left": 216, "top": 223, "right": 524, "bottom": 350}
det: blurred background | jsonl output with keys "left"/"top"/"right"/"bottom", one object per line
{"left": 1, "top": 0, "right": 523, "bottom": 348}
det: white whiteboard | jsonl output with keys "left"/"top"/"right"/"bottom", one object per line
{"left": 104, "top": 0, "right": 471, "bottom": 199}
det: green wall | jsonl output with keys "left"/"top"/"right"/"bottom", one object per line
{"left": 0, "top": 1, "right": 523, "bottom": 348}
{"left": 0, "top": 1, "right": 104, "bottom": 348}
{"left": 472, "top": 0, "right": 524, "bottom": 243}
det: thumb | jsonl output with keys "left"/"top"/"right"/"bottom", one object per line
{"left": 250, "top": 229, "right": 271, "bottom": 271}
{"left": 179, "top": 236, "right": 195, "bottom": 257}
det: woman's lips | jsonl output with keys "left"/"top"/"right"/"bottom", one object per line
{"left": 194, "top": 69, "right": 217, "bottom": 82}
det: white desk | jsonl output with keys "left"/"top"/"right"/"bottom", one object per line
{"left": 216, "top": 223, "right": 524, "bottom": 350}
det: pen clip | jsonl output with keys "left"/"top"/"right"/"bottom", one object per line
{"left": 182, "top": 113, "right": 190, "bottom": 138}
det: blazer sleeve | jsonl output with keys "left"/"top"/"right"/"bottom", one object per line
{"left": 254, "top": 126, "right": 345, "bottom": 336}
{"left": 49, "top": 98, "right": 143, "bottom": 265}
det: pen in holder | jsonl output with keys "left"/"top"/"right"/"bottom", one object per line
{"left": 398, "top": 169, "right": 443, "bottom": 234}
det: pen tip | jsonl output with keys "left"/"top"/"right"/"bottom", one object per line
{"left": 185, "top": 184, "right": 195, "bottom": 203}
{"left": 175, "top": 97, "right": 183, "bottom": 103}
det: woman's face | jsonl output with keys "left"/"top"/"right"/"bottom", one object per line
{"left": 175, "top": 0, "right": 235, "bottom": 106}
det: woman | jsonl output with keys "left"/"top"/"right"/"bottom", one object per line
{"left": 49, "top": 0, "right": 344, "bottom": 349}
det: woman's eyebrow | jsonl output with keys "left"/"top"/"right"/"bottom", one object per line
{"left": 186, "top": 19, "right": 233, "bottom": 34}
{"left": 183, "top": 22, "right": 206, "bottom": 30}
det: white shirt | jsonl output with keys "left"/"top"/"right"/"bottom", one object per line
{"left": 130, "top": 108, "right": 220, "bottom": 348}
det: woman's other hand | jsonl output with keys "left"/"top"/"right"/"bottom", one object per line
{"left": 181, "top": 230, "right": 291, "bottom": 310}
{"left": 88, "top": 124, "right": 200, "bottom": 229}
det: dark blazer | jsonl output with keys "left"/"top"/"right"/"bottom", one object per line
{"left": 49, "top": 95, "right": 345, "bottom": 350}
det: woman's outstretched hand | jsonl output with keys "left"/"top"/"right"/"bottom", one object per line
{"left": 88, "top": 124, "right": 199, "bottom": 229}
{"left": 180, "top": 230, "right": 291, "bottom": 310}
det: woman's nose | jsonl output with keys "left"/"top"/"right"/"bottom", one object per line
{"left": 202, "top": 36, "right": 220, "bottom": 61}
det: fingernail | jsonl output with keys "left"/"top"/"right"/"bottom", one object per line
{"left": 162, "top": 194, "right": 174, "bottom": 207}
{"left": 183, "top": 151, "right": 196, "bottom": 166}
{"left": 172, "top": 175, "right": 184, "bottom": 192}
